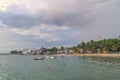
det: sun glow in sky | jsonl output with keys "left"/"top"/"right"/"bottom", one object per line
{"left": 0, "top": 0, "right": 120, "bottom": 52}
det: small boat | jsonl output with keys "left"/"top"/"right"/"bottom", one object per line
{"left": 50, "top": 56, "right": 56, "bottom": 59}
{"left": 45, "top": 56, "right": 50, "bottom": 59}
{"left": 45, "top": 56, "right": 56, "bottom": 59}
{"left": 33, "top": 57, "right": 44, "bottom": 60}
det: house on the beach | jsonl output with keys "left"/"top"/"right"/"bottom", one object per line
{"left": 22, "top": 48, "right": 31, "bottom": 55}
{"left": 22, "top": 47, "right": 47, "bottom": 55}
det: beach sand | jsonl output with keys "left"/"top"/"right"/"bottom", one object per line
{"left": 53, "top": 53, "right": 120, "bottom": 58}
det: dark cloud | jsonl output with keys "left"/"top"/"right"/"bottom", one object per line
{"left": 0, "top": 0, "right": 120, "bottom": 53}
{"left": 0, "top": 11, "right": 93, "bottom": 29}
{"left": 0, "top": 0, "right": 112, "bottom": 28}
{"left": 0, "top": 12, "right": 43, "bottom": 28}
{"left": 0, "top": 0, "right": 119, "bottom": 32}
{"left": 0, "top": 0, "right": 119, "bottom": 34}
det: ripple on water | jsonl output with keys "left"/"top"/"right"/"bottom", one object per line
{"left": 0, "top": 55, "right": 120, "bottom": 80}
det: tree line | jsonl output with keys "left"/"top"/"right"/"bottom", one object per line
{"left": 10, "top": 50, "right": 22, "bottom": 54}
{"left": 10, "top": 37, "right": 120, "bottom": 54}
{"left": 75, "top": 38, "right": 120, "bottom": 53}
{"left": 48, "top": 37, "right": 120, "bottom": 54}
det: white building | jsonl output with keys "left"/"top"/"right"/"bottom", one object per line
{"left": 22, "top": 48, "right": 30, "bottom": 55}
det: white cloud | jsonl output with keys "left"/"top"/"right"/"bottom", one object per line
{"left": 0, "top": 0, "right": 115, "bottom": 28}
{"left": 30, "top": 24, "right": 68, "bottom": 31}
{"left": 0, "top": 0, "right": 113, "bottom": 15}
{"left": 0, "top": 0, "right": 29, "bottom": 12}
{"left": 0, "top": 0, "right": 120, "bottom": 53}
{"left": 0, "top": 21, "right": 69, "bottom": 41}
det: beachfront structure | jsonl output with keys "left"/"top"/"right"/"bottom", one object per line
{"left": 31, "top": 48, "right": 47, "bottom": 55}
{"left": 57, "top": 49, "right": 75, "bottom": 54}
{"left": 31, "top": 48, "right": 40, "bottom": 55}
{"left": 22, "top": 47, "right": 47, "bottom": 55}
{"left": 22, "top": 48, "right": 31, "bottom": 55}
{"left": 40, "top": 47, "right": 47, "bottom": 55}
{"left": 68, "top": 50, "right": 75, "bottom": 54}
{"left": 22, "top": 47, "right": 75, "bottom": 55}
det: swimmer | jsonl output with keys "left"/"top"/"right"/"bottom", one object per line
{"left": 48, "top": 65, "right": 51, "bottom": 70}
{"left": 64, "top": 63, "right": 66, "bottom": 66}
{"left": 112, "top": 62, "right": 115, "bottom": 64}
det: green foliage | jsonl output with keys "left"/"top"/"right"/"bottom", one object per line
{"left": 10, "top": 50, "right": 18, "bottom": 54}
{"left": 75, "top": 38, "right": 120, "bottom": 53}
{"left": 10, "top": 50, "right": 22, "bottom": 54}
{"left": 61, "top": 46, "right": 64, "bottom": 50}
{"left": 10, "top": 37, "right": 120, "bottom": 54}
{"left": 18, "top": 51, "right": 23, "bottom": 54}
{"left": 48, "top": 47, "right": 58, "bottom": 54}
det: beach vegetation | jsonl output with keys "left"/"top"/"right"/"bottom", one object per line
{"left": 10, "top": 37, "right": 120, "bottom": 55}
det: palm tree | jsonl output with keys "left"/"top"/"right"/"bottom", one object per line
{"left": 61, "top": 46, "right": 64, "bottom": 51}
{"left": 118, "top": 36, "right": 120, "bottom": 39}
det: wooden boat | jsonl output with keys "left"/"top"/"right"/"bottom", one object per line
{"left": 33, "top": 57, "right": 44, "bottom": 60}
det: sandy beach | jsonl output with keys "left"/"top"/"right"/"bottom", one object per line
{"left": 53, "top": 53, "right": 120, "bottom": 58}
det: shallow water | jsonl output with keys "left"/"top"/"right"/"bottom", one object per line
{"left": 0, "top": 55, "right": 120, "bottom": 80}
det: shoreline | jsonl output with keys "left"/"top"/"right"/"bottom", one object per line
{"left": 7, "top": 53, "right": 120, "bottom": 58}
{"left": 52, "top": 53, "right": 120, "bottom": 58}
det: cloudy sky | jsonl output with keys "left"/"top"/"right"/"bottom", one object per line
{"left": 0, "top": 0, "right": 120, "bottom": 53}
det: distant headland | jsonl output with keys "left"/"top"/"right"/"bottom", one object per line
{"left": 10, "top": 37, "right": 120, "bottom": 57}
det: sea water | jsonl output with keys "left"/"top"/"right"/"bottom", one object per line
{"left": 0, "top": 55, "right": 120, "bottom": 80}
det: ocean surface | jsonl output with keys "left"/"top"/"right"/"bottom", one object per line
{"left": 0, "top": 55, "right": 120, "bottom": 80}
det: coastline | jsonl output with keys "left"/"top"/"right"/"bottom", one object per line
{"left": 52, "top": 53, "right": 120, "bottom": 58}
{"left": 7, "top": 53, "right": 120, "bottom": 58}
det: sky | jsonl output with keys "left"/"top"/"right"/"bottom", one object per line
{"left": 0, "top": 0, "right": 120, "bottom": 53}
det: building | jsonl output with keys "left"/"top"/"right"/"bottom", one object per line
{"left": 22, "top": 48, "right": 30, "bottom": 55}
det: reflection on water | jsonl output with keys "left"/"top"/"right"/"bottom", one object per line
{"left": 0, "top": 55, "right": 120, "bottom": 80}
